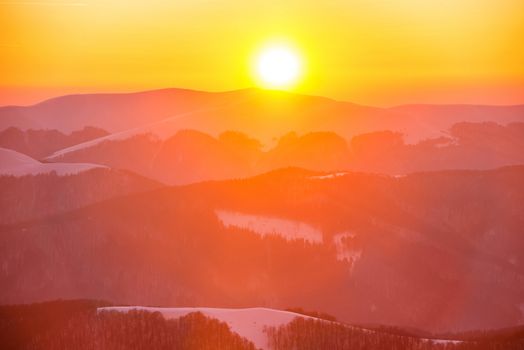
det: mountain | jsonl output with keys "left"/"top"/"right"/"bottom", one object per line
{"left": 390, "top": 104, "right": 524, "bottom": 127}
{"left": 0, "top": 126, "right": 108, "bottom": 159}
{"left": 1, "top": 166, "right": 523, "bottom": 332}
{"left": 0, "top": 166, "right": 162, "bottom": 224}
{"left": 0, "top": 88, "right": 233, "bottom": 134}
{"left": 44, "top": 122, "right": 524, "bottom": 185}
{"left": 261, "top": 131, "right": 350, "bottom": 172}
{"left": 45, "top": 129, "right": 350, "bottom": 185}
{"left": 349, "top": 122, "right": 524, "bottom": 173}
{"left": 2, "top": 88, "right": 523, "bottom": 145}
{"left": 44, "top": 130, "right": 261, "bottom": 185}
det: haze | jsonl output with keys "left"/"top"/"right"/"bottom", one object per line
{"left": 1, "top": 0, "right": 523, "bottom": 106}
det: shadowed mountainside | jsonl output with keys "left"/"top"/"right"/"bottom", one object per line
{"left": 43, "top": 122, "right": 524, "bottom": 184}
{"left": 0, "top": 168, "right": 162, "bottom": 224}
{"left": 1, "top": 166, "right": 523, "bottom": 332}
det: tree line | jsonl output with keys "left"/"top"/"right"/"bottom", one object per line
{"left": 265, "top": 317, "right": 524, "bottom": 350}
{"left": 0, "top": 300, "right": 256, "bottom": 350}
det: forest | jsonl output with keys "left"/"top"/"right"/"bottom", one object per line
{"left": 2, "top": 300, "right": 524, "bottom": 350}
{"left": 0, "top": 300, "right": 255, "bottom": 350}
{"left": 265, "top": 317, "right": 524, "bottom": 350}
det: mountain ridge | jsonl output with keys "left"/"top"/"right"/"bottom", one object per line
{"left": 2, "top": 88, "right": 522, "bottom": 145}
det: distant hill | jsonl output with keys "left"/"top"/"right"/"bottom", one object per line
{"left": 0, "top": 147, "right": 104, "bottom": 177}
{"left": 0, "top": 126, "right": 108, "bottom": 159}
{"left": 43, "top": 122, "right": 524, "bottom": 185}
{"left": 1, "top": 88, "right": 522, "bottom": 144}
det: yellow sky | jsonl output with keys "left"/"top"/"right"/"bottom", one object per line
{"left": 1, "top": 0, "right": 523, "bottom": 106}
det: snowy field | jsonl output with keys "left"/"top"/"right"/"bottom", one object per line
{"left": 98, "top": 306, "right": 316, "bottom": 350}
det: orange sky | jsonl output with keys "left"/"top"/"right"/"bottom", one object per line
{"left": 1, "top": 0, "right": 523, "bottom": 106}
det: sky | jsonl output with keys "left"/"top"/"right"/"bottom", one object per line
{"left": 1, "top": 0, "right": 523, "bottom": 106}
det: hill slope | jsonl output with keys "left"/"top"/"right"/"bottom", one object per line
{"left": 1, "top": 167, "right": 523, "bottom": 332}
{"left": 0, "top": 167, "right": 162, "bottom": 224}
{"left": 0, "top": 147, "right": 104, "bottom": 177}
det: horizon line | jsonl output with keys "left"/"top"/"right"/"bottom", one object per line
{"left": 1, "top": 86, "right": 523, "bottom": 109}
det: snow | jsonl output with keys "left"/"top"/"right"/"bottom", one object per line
{"left": 332, "top": 231, "right": 362, "bottom": 270}
{"left": 0, "top": 147, "right": 105, "bottom": 176}
{"left": 425, "top": 338, "right": 464, "bottom": 345}
{"left": 0, "top": 147, "right": 40, "bottom": 166}
{"left": 216, "top": 209, "right": 323, "bottom": 244}
{"left": 46, "top": 106, "right": 224, "bottom": 160}
{"left": 309, "top": 172, "right": 348, "bottom": 180}
{"left": 98, "top": 306, "right": 465, "bottom": 348}
{"left": 46, "top": 125, "right": 160, "bottom": 160}
{"left": 98, "top": 306, "right": 316, "bottom": 350}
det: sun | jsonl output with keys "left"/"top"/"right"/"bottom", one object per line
{"left": 255, "top": 45, "right": 302, "bottom": 89}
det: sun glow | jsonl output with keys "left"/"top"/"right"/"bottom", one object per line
{"left": 255, "top": 45, "right": 302, "bottom": 89}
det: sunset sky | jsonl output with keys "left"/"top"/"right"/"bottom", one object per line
{"left": 1, "top": 0, "right": 523, "bottom": 106}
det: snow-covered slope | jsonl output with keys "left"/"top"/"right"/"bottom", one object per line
{"left": 309, "top": 172, "right": 349, "bottom": 180}
{"left": 216, "top": 209, "right": 323, "bottom": 244}
{"left": 0, "top": 147, "right": 105, "bottom": 176}
{"left": 46, "top": 107, "right": 222, "bottom": 160}
{"left": 97, "top": 306, "right": 464, "bottom": 348}
{"left": 98, "top": 306, "right": 316, "bottom": 350}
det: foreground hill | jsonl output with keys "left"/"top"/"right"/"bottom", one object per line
{"left": 1, "top": 166, "right": 523, "bottom": 332}
{"left": 2, "top": 300, "right": 523, "bottom": 350}
{"left": 100, "top": 306, "right": 319, "bottom": 350}
{"left": 0, "top": 300, "right": 256, "bottom": 350}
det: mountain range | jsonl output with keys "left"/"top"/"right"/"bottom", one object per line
{"left": 1, "top": 88, "right": 523, "bottom": 144}
{"left": 1, "top": 88, "right": 523, "bottom": 339}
